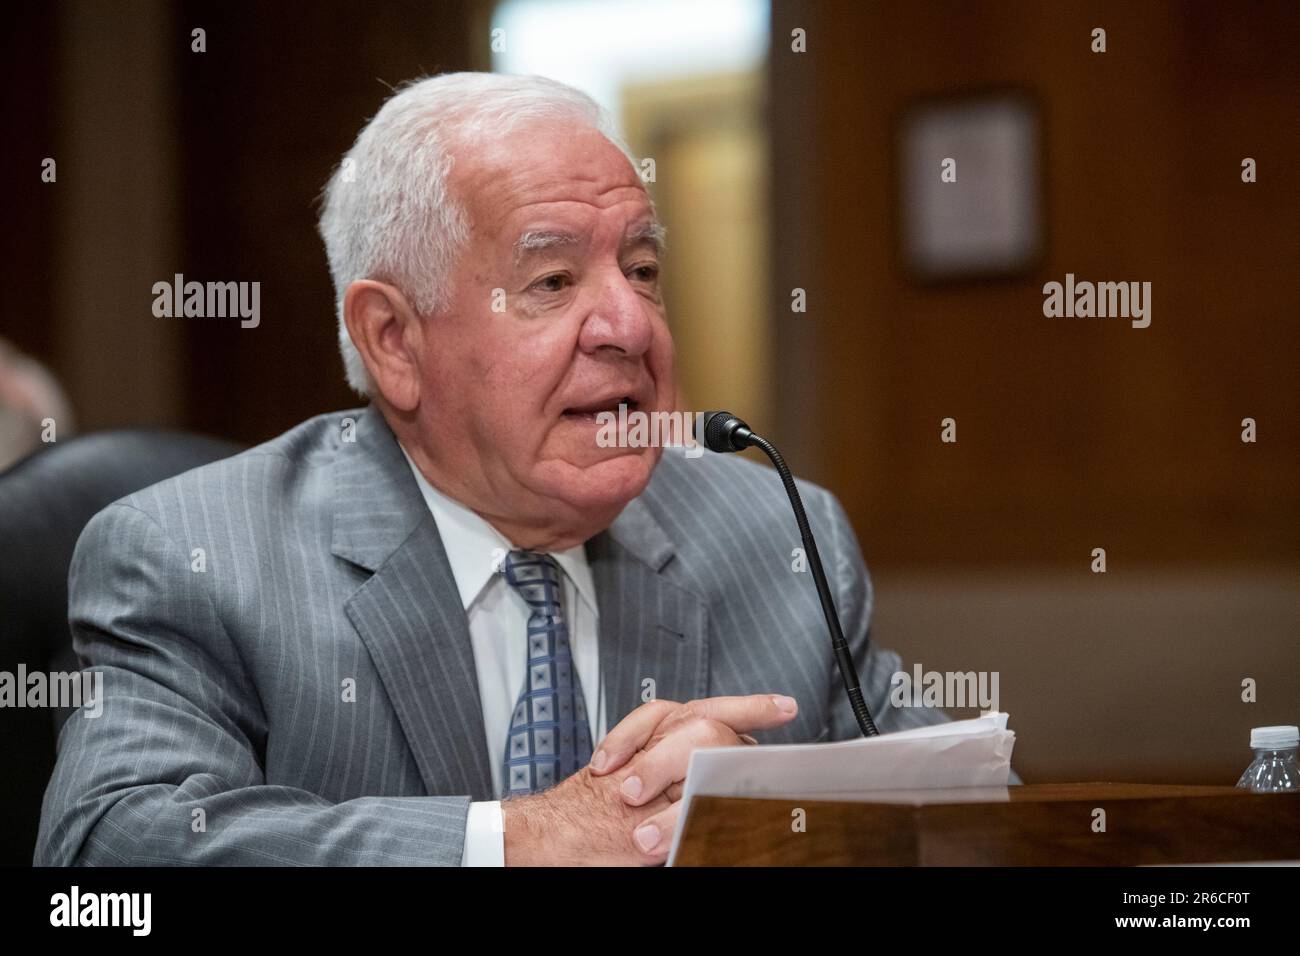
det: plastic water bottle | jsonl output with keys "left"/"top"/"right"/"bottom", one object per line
{"left": 1236, "top": 725, "right": 1300, "bottom": 793}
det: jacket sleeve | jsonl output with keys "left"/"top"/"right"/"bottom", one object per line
{"left": 35, "top": 501, "right": 471, "bottom": 866}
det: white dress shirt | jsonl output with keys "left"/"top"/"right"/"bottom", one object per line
{"left": 399, "top": 448, "right": 607, "bottom": 866}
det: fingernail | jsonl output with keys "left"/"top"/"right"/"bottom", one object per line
{"left": 634, "top": 824, "right": 660, "bottom": 853}
{"left": 589, "top": 749, "right": 607, "bottom": 772}
{"left": 773, "top": 695, "right": 797, "bottom": 714}
{"left": 621, "top": 776, "right": 643, "bottom": 800}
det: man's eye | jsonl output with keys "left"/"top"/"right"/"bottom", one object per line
{"left": 532, "top": 273, "right": 571, "bottom": 293}
{"left": 629, "top": 264, "right": 660, "bottom": 283}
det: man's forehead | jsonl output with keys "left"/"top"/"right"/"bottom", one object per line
{"left": 457, "top": 124, "right": 648, "bottom": 230}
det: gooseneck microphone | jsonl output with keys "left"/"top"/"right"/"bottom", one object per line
{"left": 699, "top": 411, "right": 880, "bottom": 737}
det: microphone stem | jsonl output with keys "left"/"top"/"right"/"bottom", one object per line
{"left": 745, "top": 433, "right": 880, "bottom": 737}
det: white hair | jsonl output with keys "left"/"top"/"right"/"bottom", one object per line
{"left": 318, "top": 72, "right": 636, "bottom": 394}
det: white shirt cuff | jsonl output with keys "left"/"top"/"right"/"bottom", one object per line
{"left": 461, "top": 800, "right": 505, "bottom": 867}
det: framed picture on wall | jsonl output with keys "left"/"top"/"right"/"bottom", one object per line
{"left": 897, "top": 90, "right": 1044, "bottom": 282}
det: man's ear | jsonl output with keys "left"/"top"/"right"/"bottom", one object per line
{"left": 342, "top": 280, "right": 423, "bottom": 411}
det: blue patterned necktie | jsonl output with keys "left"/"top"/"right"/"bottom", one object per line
{"left": 502, "top": 550, "right": 593, "bottom": 795}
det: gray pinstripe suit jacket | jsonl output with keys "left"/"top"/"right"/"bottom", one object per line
{"left": 36, "top": 405, "right": 948, "bottom": 865}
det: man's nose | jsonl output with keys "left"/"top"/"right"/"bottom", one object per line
{"left": 577, "top": 271, "right": 654, "bottom": 357}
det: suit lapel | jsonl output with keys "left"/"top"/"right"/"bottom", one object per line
{"left": 333, "top": 407, "right": 494, "bottom": 800}
{"left": 589, "top": 496, "right": 710, "bottom": 729}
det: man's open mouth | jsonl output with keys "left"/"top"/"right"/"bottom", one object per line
{"left": 562, "top": 397, "right": 639, "bottom": 421}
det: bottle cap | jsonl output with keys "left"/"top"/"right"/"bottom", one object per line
{"left": 1250, "top": 725, "right": 1299, "bottom": 749}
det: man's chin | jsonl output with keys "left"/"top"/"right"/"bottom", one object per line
{"left": 536, "top": 446, "right": 661, "bottom": 517}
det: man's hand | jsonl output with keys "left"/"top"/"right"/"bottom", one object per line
{"left": 501, "top": 766, "right": 674, "bottom": 866}
{"left": 589, "top": 694, "right": 799, "bottom": 859}
{"left": 501, "top": 694, "right": 798, "bottom": 865}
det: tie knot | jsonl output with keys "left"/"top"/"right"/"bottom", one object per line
{"left": 503, "top": 550, "right": 563, "bottom": 612}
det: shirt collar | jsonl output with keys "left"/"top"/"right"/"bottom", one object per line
{"left": 398, "top": 445, "right": 597, "bottom": 614}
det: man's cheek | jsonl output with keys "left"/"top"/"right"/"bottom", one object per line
{"left": 498, "top": 405, "right": 555, "bottom": 465}
{"left": 651, "top": 338, "right": 676, "bottom": 394}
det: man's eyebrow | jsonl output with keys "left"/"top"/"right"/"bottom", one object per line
{"left": 513, "top": 230, "right": 582, "bottom": 264}
{"left": 623, "top": 221, "right": 667, "bottom": 254}
{"left": 511, "top": 222, "right": 666, "bottom": 265}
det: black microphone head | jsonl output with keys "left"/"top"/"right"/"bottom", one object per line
{"left": 699, "top": 411, "right": 753, "bottom": 453}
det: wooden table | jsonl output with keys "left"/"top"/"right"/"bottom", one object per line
{"left": 673, "top": 783, "right": 1300, "bottom": 865}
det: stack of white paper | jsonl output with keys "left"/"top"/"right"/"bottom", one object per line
{"left": 667, "top": 712, "right": 1016, "bottom": 864}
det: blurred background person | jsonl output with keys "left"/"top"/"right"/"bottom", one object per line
{"left": 0, "top": 337, "right": 74, "bottom": 472}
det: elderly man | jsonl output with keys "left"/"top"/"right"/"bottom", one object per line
{"left": 36, "top": 73, "right": 947, "bottom": 867}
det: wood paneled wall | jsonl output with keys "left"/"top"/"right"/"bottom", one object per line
{"left": 770, "top": 0, "right": 1300, "bottom": 569}
{"left": 172, "top": 0, "right": 475, "bottom": 443}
